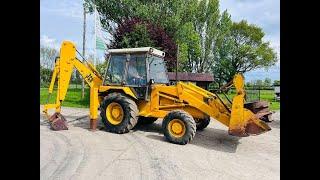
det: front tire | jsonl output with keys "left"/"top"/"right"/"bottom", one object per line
{"left": 162, "top": 110, "right": 196, "bottom": 145}
{"left": 100, "top": 93, "right": 138, "bottom": 134}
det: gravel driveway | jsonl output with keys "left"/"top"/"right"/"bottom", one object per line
{"left": 40, "top": 106, "right": 280, "bottom": 180}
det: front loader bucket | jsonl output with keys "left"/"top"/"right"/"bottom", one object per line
{"left": 48, "top": 112, "right": 68, "bottom": 131}
{"left": 227, "top": 74, "right": 271, "bottom": 137}
{"left": 228, "top": 109, "right": 271, "bottom": 137}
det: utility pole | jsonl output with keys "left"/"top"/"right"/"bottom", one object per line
{"left": 176, "top": 45, "right": 179, "bottom": 83}
{"left": 81, "top": 3, "right": 86, "bottom": 99}
{"left": 94, "top": 6, "right": 97, "bottom": 66}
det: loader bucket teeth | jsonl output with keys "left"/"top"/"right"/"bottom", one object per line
{"left": 48, "top": 112, "right": 68, "bottom": 131}
{"left": 228, "top": 128, "right": 249, "bottom": 137}
{"left": 245, "top": 117, "right": 271, "bottom": 135}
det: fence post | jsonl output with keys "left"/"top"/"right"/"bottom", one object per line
{"left": 258, "top": 86, "right": 261, "bottom": 100}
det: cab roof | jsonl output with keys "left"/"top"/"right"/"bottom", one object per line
{"left": 108, "top": 47, "right": 165, "bottom": 57}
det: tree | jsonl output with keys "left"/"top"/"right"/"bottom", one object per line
{"left": 211, "top": 10, "right": 233, "bottom": 87}
{"left": 96, "top": 61, "right": 108, "bottom": 77}
{"left": 40, "top": 65, "right": 53, "bottom": 87}
{"left": 175, "top": 22, "right": 201, "bottom": 72}
{"left": 264, "top": 78, "right": 272, "bottom": 87}
{"left": 84, "top": 0, "right": 140, "bottom": 34}
{"left": 174, "top": 0, "right": 220, "bottom": 73}
{"left": 273, "top": 80, "right": 280, "bottom": 86}
{"left": 255, "top": 79, "right": 263, "bottom": 87}
{"left": 40, "top": 46, "right": 58, "bottom": 69}
{"left": 212, "top": 19, "right": 277, "bottom": 86}
{"left": 115, "top": 22, "right": 155, "bottom": 48}
{"left": 85, "top": 0, "right": 213, "bottom": 72}
{"left": 84, "top": 0, "right": 196, "bottom": 38}
{"left": 86, "top": 0, "right": 278, "bottom": 82}
{"left": 40, "top": 46, "right": 58, "bottom": 87}
{"left": 193, "top": 0, "right": 220, "bottom": 73}
{"left": 246, "top": 82, "right": 253, "bottom": 87}
{"left": 110, "top": 18, "right": 177, "bottom": 71}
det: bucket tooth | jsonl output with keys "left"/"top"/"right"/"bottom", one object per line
{"left": 228, "top": 128, "right": 249, "bottom": 137}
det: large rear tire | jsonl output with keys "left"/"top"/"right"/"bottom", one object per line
{"left": 162, "top": 110, "right": 196, "bottom": 145}
{"left": 100, "top": 93, "right": 138, "bottom": 134}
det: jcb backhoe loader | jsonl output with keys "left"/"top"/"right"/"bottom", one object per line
{"left": 43, "top": 41, "right": 271, "bottom": 145}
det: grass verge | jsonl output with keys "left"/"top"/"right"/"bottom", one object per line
{"left": 40, "top": 88, "right": 90, "bottom": 108}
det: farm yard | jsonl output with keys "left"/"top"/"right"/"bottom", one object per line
{"left": 40, "top": 0, "right": 280, "bottom": 179}
{"left": 40, "top": 106, "right": 280, "bottom": 180}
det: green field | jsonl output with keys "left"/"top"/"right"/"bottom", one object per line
{"left": 40, "top": 87, "right": 90, "bottom": 108}
{"left": 40, "top": 88, "right": 280, "bottom": 110}
{"left": 259, "top": 90, "right": 280, "bottom": 110}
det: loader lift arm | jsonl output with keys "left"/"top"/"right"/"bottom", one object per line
{"left": 176, "top": 74, "right": 271, "bottom": 136}
{"left": 43, "top": 41, "right": 103, "bottom": 127}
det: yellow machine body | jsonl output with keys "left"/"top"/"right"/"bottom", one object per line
{"left": 136, "top": 76, "right": 270, "bottom": 136}
{"left": 43, "top": 41, "right": 270, "bottom": 137}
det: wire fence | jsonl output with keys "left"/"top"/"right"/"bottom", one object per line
{"left": 212, "top": 86, "right": 278, "bottom": 107}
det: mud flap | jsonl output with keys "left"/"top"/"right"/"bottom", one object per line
{"left": 48, "top": 112, "right": 68, "bottom": 131}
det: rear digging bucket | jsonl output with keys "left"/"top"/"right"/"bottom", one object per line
{"left": 48, "top": 112, "right": 68, "bottom": 131}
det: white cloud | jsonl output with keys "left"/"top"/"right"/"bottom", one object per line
{"left": 40, "top": 35, "right": 55, "bottom": 44}
{"left": 264, "top": 34, "right": 280, "bottom": 59}
{"left": 40, "top": 35, "right": 58, "bottom": 49}
{"left": 41, "top": 0, "right": 94, "bottom": 21}
{"left": 220, "top": 0, "right": 280, "bottom": 57}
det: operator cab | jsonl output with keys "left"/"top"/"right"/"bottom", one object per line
{"left": 104, "top": 47, "right": 169, "bottom": 99}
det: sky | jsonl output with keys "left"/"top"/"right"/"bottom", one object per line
{"left": 40, "top": 0, "right": 280, "bottom": 82}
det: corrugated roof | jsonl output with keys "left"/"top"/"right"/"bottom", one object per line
{"left": 167, "top": 72, "right": 214, "bottom": 82}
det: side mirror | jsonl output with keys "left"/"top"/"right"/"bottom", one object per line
{"left": 149, "top": 79, "right": 155, "bottom": 85}
{"left": 55, "top": 56, "right": 60, "bottom": 63}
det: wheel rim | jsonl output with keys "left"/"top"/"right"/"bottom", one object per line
{"left": 106, "top": 102, "right": 124, "bottom": 125}
{"left": 168, "top": 119, "right": 186, "bottom": 138}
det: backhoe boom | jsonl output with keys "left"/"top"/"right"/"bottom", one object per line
{"left": 43, "top": 41, "right": 103, "bottom": 129}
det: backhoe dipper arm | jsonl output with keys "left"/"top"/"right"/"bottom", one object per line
{"left": 43, "top": 41, "right": 102, "bottom": 119}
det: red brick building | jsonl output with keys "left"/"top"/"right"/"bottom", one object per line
{"left": 167, "top": 72, "right": 214, "bottom": 90}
